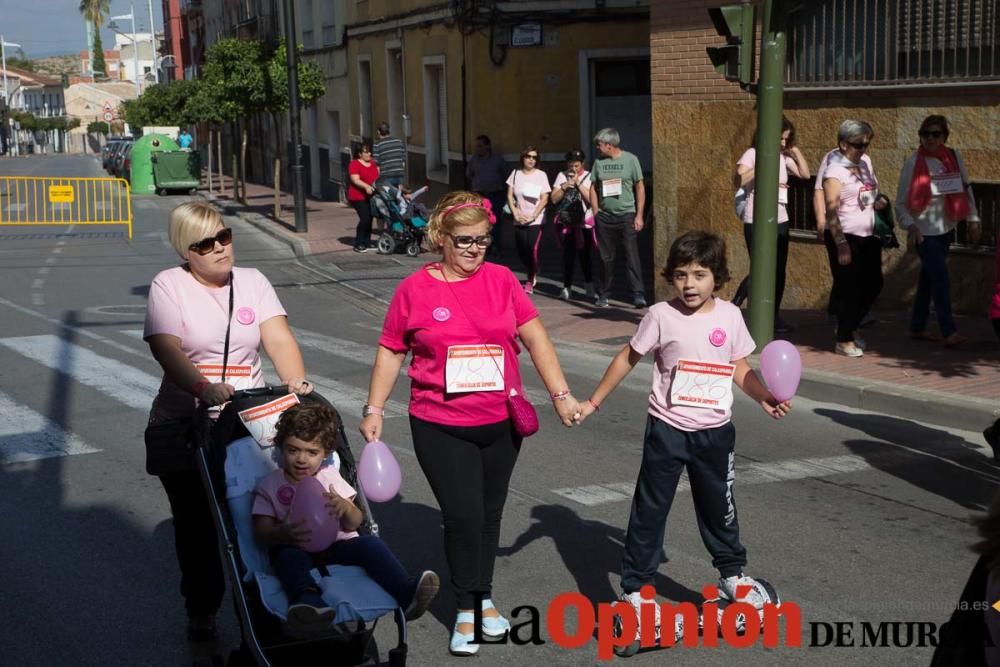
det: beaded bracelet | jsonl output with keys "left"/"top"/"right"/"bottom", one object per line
{"left": 550, "top": 389, "right": 571, "bottom": 401}
{"left": 586, "top": 398, "right": 601, "bottom": 411}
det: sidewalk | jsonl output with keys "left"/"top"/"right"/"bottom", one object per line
{"left": 203, "top": 177, "right": 1000, "bottom": 431}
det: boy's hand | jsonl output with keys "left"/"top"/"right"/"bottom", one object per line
{"left": 577, "top": 400, "right": 598, "bottom": 423}
{"left": 761, "top": 396, "right": 792, "bottom": 420}
{"left": 323, "top": 486, "right": 355, "bottom": 520}
{"left": 279, "top": 519, "right": 311, "bottom": 545}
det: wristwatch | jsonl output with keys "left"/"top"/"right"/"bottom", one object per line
{"left": 362, "top": 404, "right": 385, "bottom": 417}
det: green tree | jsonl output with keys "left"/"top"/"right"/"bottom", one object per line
{"left": 92, "top": 31, "right": 107, "bottom": 77}
{"left": 87, "top": 121, "right": 109, "bottom": 135}
{"left": 121, "top": 80, "right": 196, "bottom": 128}
{"left": 79, "top": 0, "right": 110, "bottom": 77}
{"left": 183, "top": 78, "right": 229, "bottom": 194}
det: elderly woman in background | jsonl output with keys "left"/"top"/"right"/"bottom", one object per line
{"left": 896, "top": 115, "right": 981, "bottom": 348}
{"left": 144, "top": 202, "right": 313, "bottom": 641}
{"left": 360, "top": 191, "right": 580, "bottom": 656}
{"left": 823, "top": 120, "right": 887, "bottom": 358}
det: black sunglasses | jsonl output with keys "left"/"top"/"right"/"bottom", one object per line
{"left": 847, "top": 141, "right": 871, "bottom": 150}
{"left": 524, "top": 154, "right": 539, "bottom": 160}
{"left": 919, "top": 130, "right": 944, "bottom": 139}
{"left": 448, "top": 233, "right": 493, "bottom": 249}
{"left": 189, "top": 227, "right": 233, "bottom": 255}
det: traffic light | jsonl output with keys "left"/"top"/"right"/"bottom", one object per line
{"left": 707, "top": 3, "right": 756, "bottom": 87}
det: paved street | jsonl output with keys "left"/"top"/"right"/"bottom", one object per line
{"left": 0, "top": 155, "right": 995, "bottom": 666}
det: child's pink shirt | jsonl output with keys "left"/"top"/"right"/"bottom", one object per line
{"left": 629, "top": 298, "right": 755, "bottom": 432}
{"left": 251, "top": 467, "right": 360, "bottom": 543}
{"left": 379, "top": 262, "right": 538, "bottom": 426}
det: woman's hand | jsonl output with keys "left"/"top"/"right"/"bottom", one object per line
{"left": 908, "top": 226, "right": 924, "bottom": 247}
{"left": 968, "top": 220, "right": 983, "bottom": 244}
{"left": 200, "top": 382, "right": 235, "bottom": 406}
{"left": 837, "top": 241, "right": 852, "bottom": 266}
{"left": 287, "top": 377, "right": 314, "bottom": 395}
{"left": 359, "top": 414, "right": 382, "bottom": 443}
{"left": 553, "top": 394, "right": 582, "bottom": 427}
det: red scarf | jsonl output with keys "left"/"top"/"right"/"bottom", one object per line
{"left": 906, "top": 145, "right": 970, "bottom": 222}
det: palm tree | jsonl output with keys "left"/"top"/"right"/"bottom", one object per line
{"left": 79, "top": 0, "right": 111, "bottom": 78}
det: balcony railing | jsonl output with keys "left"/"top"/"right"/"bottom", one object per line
{"left": 787, "top": 0, "right": 1000, "bottom": 88}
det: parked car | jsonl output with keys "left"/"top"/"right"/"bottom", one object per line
{"left": 121, "top": 144, "right": 134, "bottom": 183}
{"left": 101, "top": 141, "right": 121, "bottom": 170}
{"left": 109, "top": 142, "right": 131, "bottom": 177}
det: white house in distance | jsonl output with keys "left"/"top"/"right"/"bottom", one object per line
{"left": 114, "top": 33, "right": 157, "bottom": 89}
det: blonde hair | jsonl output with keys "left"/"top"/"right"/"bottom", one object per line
{"left": 168, "top": 202, "right": 224, "bottom": 258}
{"left": 426, "top": 191, "right": 492, "bottom": 250}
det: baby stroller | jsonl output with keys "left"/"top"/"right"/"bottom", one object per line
{"left": 194, "top": 386, "right": 408, "bottom": 666}
{"left": 371, "top": 185, "right": 428, "bottom": 257}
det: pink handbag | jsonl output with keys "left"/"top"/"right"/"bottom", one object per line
{"left": 506, "top": 388, "right": 539, "bottom": 438}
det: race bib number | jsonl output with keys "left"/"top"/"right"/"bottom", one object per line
{"left": 522, "top": 183, "right": 543, "bottom": 200}
{"left": 602, "top": 178, "right": 623, "bottom": 197}
{"left": 445, "top": 345, "right": 504, "bottom": 393}
{"left": 670, "top": 360, "right": 736, "bottom": 410}
{"left": 196, "top": 363, "right": 254, "bottom": 391}
{"left": 778, "top": 187, "right": 789, "bottom": 205}
{"left": 858, "top": 185, "right": 877, "bottom": 209}
{"left": 931, "top": 173, "right": 964, "bottom": 196}
{"left": 238, "top": 393, "right": 300, "bottom": 448}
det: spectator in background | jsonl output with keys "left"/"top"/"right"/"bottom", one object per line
{"left": 178, "top": 128, "right": 193, "bottom": 151}
{"left": 506, "top": 146, "right": 551, "bottom": 294}
{"left": 550, "top": 149, "right": 596, "bottom": 301}
{"left": 373, "top": 122, "right": 406, "bottom": 187}
{"left": 348, "top": 142, "right": 380, "bottom": 253}
{"left": 467, "top": 135, "right": 508, "bottom": 256}
{"left": 589, "top": 128, "right": 647, "bottom": 309}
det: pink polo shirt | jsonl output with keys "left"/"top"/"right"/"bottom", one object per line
{"left": 630, "top": 298, "right": 755, "bottom": 432}
{"left": 379, "top": 262, "right": 539, "bottom": 426}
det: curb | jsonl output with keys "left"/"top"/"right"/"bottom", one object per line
{"left": 202, "top": 192, "right": 313, "bottom": 260}
{"left": 214, "top": 193, "right": 998, "bottom": 432}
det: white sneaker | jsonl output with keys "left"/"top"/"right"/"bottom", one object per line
{"left": 718, "top": 574, "right": 766, "bottom": 610}
{"left": 620, "top": 590, "right": 660, "bottom": 635}
{"left": 834, "top": 342, "right": 863, "bottom": 357}
{"left": 559, "top": 287, "right": 571, "bottom": 300}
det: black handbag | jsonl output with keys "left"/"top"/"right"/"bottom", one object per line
{"left": 873, "top": 195, "right": 900, "bottom": 249}
{"left": 144, "top": 273, "right": 233, "bottom": 476}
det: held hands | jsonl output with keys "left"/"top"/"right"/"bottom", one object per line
{"left": 552, "top": 394, "right": 583, "bottom": 427}
{"left": 287, "top": 377, "right": 314, "bottom": 396}
{"left": 577, "top": 399, "right": 598, "bottom": 423}
{"left": 359, "top": 414, "right": 382, "bottom": 443}
{"left": 200, "top": 382, "right": 236, "bottom": 406}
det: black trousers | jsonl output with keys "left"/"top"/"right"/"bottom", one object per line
{"left": 352, "top": 199, "right": 373, "bottom": 250}
{"left": 410, "top": 416, "right": 521, "bottom": 608}
{"left": 833, "top": 234, "right": 883, "bottom": 342}
{"left": 823, "top": 230, "right": 842, "bottom": 316}
{"left": 733, "top": 222, "right": 790, "bottom": 313}
{"left": 159, "top": 469, "right": 225, "bottom": 617}
{"left": 595, "top": 212, "right": 644, "bottom": 297}
{"left": 561, "top": 227, "right": 595, "bottom": 288}
{"left": 513, "top": 224, "right": 543, "bottom": 282}
{"left": 621, "top": 416, "right": 746, "bottom": 593}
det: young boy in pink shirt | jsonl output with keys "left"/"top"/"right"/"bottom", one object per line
{"left": 580, "top": 230, "right": 790, "bottom": 636}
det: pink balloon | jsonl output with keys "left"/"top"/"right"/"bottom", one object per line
{"left": 287, "top": 476, "right": 340, "bottom": 553}
{"left": 358, "top": 440, "right": 401, "bottom": 503}
{"left": 759, "top": 340, "right": 802, "bottom": 402}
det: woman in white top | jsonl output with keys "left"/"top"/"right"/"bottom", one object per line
{"left": 506, "top": 146, "right": 552, "bottom": 294}
{"left": 732, "top": 116, "right": 810, "bottom": 333}
{"left": 550, "top": 149, "right": 596, "bottom": 300}
{"left": 895, "top": 115, "right": 981, "bottom": 348}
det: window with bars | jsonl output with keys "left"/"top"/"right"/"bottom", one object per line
{"left": 787, "top": 0, "right": 1000, "bottom": 87}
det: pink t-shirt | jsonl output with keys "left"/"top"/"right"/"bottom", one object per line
{"left": 736, "top": 147, "right": 795, "bottom": 224}
{"left": 379, "top": 262, "right": 539, "bottom": 426}
{"left": 629, "top": 298, "right": 755, "bottom": 432}
{"left": 506, "top": 168, "right": 552, "bottom": 226}
{"left": 143, "top": 266, "right": 287, "bottom": 422}
{"left": 823, "top": 161, "right": 878, "bottom": 237}
{"left": 251, "top": 467, "right": 360, "bottom": 543}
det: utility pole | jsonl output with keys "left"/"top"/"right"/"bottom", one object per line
{"left": 147, "top": 0, "right": 159, "bottom": 84}
{"left": 282, "top": 0, "right": 308, "bottom": 233}
{"left": 746, "top": 0, "right": 789, "bottom": 348}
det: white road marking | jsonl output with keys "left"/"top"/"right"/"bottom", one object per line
{"left": 31, "top": 294, "right": 44, "bottom": 306}
{"left": 31, "top": 278, "right": 44, "bottom": 290}
{"left": 3, "top": 203, "right": 26, "bottom": 213}
{"left": 134, "top": 199, "right": 158, "bottom": 209}
{"left": 259, "top": 358, "right": 407, "bottom": 417}
{"left": 119, "top": 329, "right": 145, "bottom": 340}
{"left": 37, "top": 267, "right": 49, "bottom": 276}
{"left": 0, "top": 335, "right": 159, "bottom": 410}
{"left": 45, "top": 257, "right": 56, "bottom": 264}
{"left": 552, "top": 454, "right": 875, "bottom": 506}
{"left": 0, "top": 391, "right": 99, "bottom": 464}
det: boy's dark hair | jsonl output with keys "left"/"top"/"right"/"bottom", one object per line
{"left": 661, "top": 231, "right": 730, "bottom": 288}
{"left": 274, "top": 403, "right": 341, "bottom": 455}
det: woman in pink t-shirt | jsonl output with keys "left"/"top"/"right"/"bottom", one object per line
{"left": 505, "top": 145, "right": 552, "bottom": 294}
{"left": 360, "top": 191, "right": 580, "bottom": 656}
{"left": 143, "top": 201, "right": 314, "bottom": 641}
{"left": 822, "top": 120, "right": 886, "bottom": 358}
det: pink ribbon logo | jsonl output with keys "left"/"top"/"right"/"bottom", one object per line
{"left": 433, "top": 307, "right": 451, "bottom": 322}
{"left": 237, "top": 307, "right": 256, "bottom": 325}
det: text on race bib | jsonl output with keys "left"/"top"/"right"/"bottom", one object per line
{"left": 522, "top": 183, "right": 543, "bottom": 200}
{"left": 445, "top": 345, "right": 505, "bottom": 393}
{"left": 602, "top": 178, "right": 623, "bottom": 197}
{"left": 238, "top": 393, "right": 301, "bottom": 449}
{"left": 670, "top": 360, "right": 736, "bottom": 410}
{"left": 931, "top": 173, "right": 964, "bottom": 196}
{"left": 196, "top": 363, "right": 254, "bottom": 391}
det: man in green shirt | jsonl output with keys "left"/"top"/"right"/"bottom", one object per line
{"left": 588, "top": 127, "right": 647, "bottom": 308}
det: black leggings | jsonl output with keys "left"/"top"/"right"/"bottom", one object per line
{"left": 733, "top": 223, "right": 789, "bottom": 313}
{"left": 410, "top": 416, "right": 521, "bottom": 608}
{"left": 561, "top": 227, "right": 595, "bottom": 288}
{"left": 513, "top": 224, "right": 543, "bottom": 282}
{"left": 833, "top": 234, "right": 884, "bottom": 342}
{"left": 352, "top": 199, "right": 373, "bottom": 250}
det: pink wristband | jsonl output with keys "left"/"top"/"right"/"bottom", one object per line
{"left": 191, "top": 379, "right": 210, "bottom": 397}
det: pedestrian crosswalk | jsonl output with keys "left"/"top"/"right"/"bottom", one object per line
{"left": 0, "top": 390, "right": 99, "bottom": 464}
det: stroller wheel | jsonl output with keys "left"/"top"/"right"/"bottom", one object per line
{"left": 377, "top": 234, "right": 397, "bottom": 255}
{"left": 405, "top": 241, "right": 420, "bottom": 257}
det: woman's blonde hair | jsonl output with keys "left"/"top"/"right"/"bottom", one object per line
{"left": 426, "top": 191, "right": 492, "bottom": 250}
{"left": 168, "top": 201, "right": 224, "bottom": 258}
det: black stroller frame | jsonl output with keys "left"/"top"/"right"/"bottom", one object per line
{"left": 194, "top": 386, "right": 408, "bottom": 666}
{"left": 371, "top": 187, "right": 427, "bottom": 258}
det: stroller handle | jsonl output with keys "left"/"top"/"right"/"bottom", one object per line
{"left": 230, "top": 385, "right": 289, "bottom": 400}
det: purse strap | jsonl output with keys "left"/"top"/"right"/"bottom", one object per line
{"left": 221, "top": 272, "right": 234, "bottom": 385}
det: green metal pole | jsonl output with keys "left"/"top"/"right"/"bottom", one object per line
{"left": 748, "top": 0, "right": 788, "bottom": 349}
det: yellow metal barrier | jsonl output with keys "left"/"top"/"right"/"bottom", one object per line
{"left": 0, "top": 177, "right": 133, "bottom": 239}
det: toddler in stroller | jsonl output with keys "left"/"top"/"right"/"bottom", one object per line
{"left": 372, "top": 184, "right": 429, "bottom": 257}
{"left": 252, "top": 402, "right": 439, "bottom": 637}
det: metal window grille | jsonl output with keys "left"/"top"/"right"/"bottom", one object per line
{"left": 787, "top": 0, "right": 1000, "bottom": 87}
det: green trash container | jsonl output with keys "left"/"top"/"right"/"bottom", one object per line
{"left": 152, "top": 151, "right": 202, "bottom": 195}
{"left": 128, "top": 134, "right": 180, "bottom": 195}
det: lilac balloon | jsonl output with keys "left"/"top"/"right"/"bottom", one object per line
{"left": 759, "top": 340, "right": 802, "bottom": 402}
{"left": 288, "top": 476, "right": 340, "bottom": 553}
{"left": 358, "top": 440, "right": 402, "bottom": 503}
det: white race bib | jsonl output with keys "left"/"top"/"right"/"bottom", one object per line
{"left": 670, "top": 359, "right": 736, "bottom": 411}
{"left": 197, "top": 363, "right": 254, "bottom": 391}
{"left": 602, "top": 178, "right": 623, "bottom": 197}
{"left": 858, "top": 185, "right": 877, "bottom": 209}
{"left": 778, "top": 187, "right": 789, "bottom": 205}
{"left": 238, "top": 393, "right": 301, "bottom": 449}
{"left": 522, "top": 183, "right": 543, "bottom": 200}
{"left": 445, "top": 345, "right": 504, "bottom": 394}
{"left": 931, "top": 173, "right": 964, "bottom": 196}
